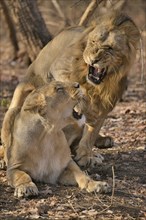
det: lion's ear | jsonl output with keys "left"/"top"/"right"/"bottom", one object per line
{"left": 114, "top": 13, "right": 132, "bottom": 26}
{"left": 23, "top": 91, "right": 46, "bottom": 114}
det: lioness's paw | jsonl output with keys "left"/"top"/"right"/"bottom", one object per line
{"left": 87, "top": 180, "right": 111, "bottom": 193}
{"left": 95, "top": 136, "right": 114, "bottom": 149}
{"left": 14, "top": 182, "right": 38, "bottom": 198}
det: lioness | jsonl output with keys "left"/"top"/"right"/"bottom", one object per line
{"left": 1, "top": 12, "right": 140, "bottom": 167}
{"left": 1, "top": 81, "right": 109, "bottom": 197}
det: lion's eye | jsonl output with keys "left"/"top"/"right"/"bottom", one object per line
{"left": 100, "top": 31, "right": 109, "bottom": 41}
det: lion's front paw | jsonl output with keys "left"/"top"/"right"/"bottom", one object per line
{"left": 87, "top": 180, "right": 111, "bottom": 193}
{"left": 95, "top": 136, "right": 114, "bottom": 149}
{"left": 14, "top": 182, "right": 38, "bottom": 198}
{"left": 74, "top": 147, "right": 104, "bottom": 168}
{"left": 90, "top": 153, "right": 104, "bottom": 168}
{"left": 74, "top": 147, "right": 91, "bottom": 168}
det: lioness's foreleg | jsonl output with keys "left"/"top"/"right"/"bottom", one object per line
{"left": 7, "top": 169, "right": 38, "bottom": 198}
{"left": 59, "top": 160, "right": 110, "bottom": 193}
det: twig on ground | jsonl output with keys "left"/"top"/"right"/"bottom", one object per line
{"left": 78, "top": 0, "right": 104, "bottom": 26}
{"left": 68, "top": 200, "right": 79, "bottom": 217}
{"left": 94, "top": 165, "right": 115, "bottom": 215}
{"left": 139, "top": 32, "right": 145, "bottom": 83}
{"left": 111, "top": 165, "right": 115, "bottom": 204}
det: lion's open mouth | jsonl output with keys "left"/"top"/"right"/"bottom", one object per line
{"left": 88, "top": 66, "right": 107, "bottom": 85}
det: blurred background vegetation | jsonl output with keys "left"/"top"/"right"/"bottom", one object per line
{"left": 0, "top": 0, "right": 145, "bottom": 62}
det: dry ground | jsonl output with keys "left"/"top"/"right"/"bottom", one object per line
{"left": 0, "top": 51, "right": 146, "bottom": 220}
{"left": 0, "top": 1, "right": 146, "bottom": 219}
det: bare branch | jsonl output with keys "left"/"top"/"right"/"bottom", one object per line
{"left": 0, "top": 0, "right": 19, "bottom": 55}
{"left": 107, "top": 0, "right": 127, "bottom": 11}
{"left": 78, "top": 0, "right": 104, "bottom": 26}
{"left": 51, "top": 0, "right": 68, "bottom": 26}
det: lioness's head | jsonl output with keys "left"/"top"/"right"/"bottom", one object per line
{"left": 23, "top": 81, "right": 86, "bottom": 124}
{"left": 83, "top": 12, "right": 140, "bottom": 85}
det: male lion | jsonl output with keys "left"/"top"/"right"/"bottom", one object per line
{"left": 1, "top": 81, "right": 110, "bottom": 197}
{"left": 1, "top": 12, "right": 140, "bottom": 168}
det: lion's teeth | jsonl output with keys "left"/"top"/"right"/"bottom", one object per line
{"left": 100, "top": 68, "right": 106, "bottom": 73}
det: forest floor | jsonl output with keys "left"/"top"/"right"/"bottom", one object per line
{"left": 0, "top": 3, "right": 146, "bottom": 219}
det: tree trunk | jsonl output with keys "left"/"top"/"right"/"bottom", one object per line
{"left": 5, "top": 0, "right": 52, "bottom": 62}
{"left": 0, "top": 0, "right": 19, "bottom": 56}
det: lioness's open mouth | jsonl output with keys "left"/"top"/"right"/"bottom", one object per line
{"left": 72, "top": 107, "right": 82, "bottom": 120}
{"left": 88, "top": 66, "right": 107, "bottom": 85}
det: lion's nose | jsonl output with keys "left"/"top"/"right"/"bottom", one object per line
{"left": 74, "top": 82, "right": 80, "bottom": 88}
{"left": 91, "top": 57, "right": 101, "bottom": 65}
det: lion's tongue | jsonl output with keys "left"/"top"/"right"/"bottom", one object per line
{"left": 93, "top": 68, "right": 100, "bottom": 78}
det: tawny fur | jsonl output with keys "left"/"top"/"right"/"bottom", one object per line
{"left": 1, "top": 11, "right": 140, "bottom": 168}
{"left": 1, "top": 81, "right": 110, "bottom": 197}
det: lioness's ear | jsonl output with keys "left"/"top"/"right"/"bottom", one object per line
{"left": 23, "top": 91, "right": 46, "bottom": 114}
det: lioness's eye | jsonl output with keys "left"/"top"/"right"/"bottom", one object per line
{"left": 103, "top": 45, "right": 113, "bottom": 51}
{"left": 56, "top": 86, "right": 64, "bottom": 93}
{"left": 108, "top": 46, "right": 113, "bottom": 51}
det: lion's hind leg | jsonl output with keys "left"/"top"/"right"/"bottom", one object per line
{"left": 7, "top": 169, "right": 38, "bottom": 198}
{"left": 59, "top": 160, "right": 110, "bottom": 193}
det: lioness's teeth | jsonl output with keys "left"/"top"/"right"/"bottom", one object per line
{"left": 74, "top": 105, "right": 81, "bottom": 115}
